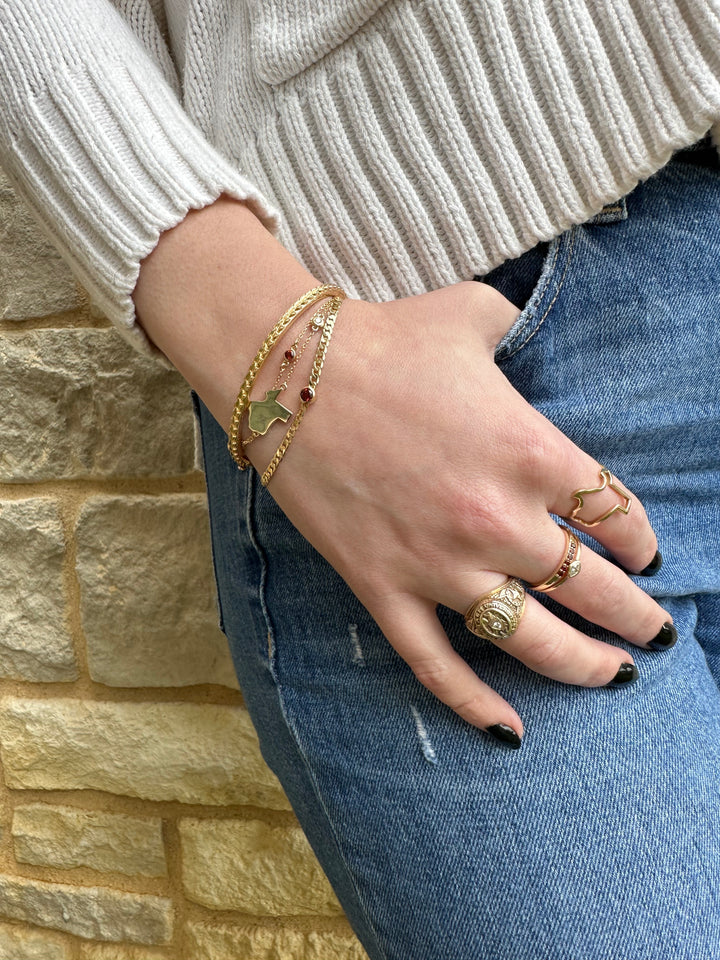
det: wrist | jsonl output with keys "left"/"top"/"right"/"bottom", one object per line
{"left": 229, "top": 287, "right": 345, "bottom": 474}
{"left": 132, "top": 194, "right": 320, "bottom": 428}
{"left": 244, "top": 296, "right": 383, "bottom": 480}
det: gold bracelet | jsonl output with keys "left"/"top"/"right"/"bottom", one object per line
{"left": 261, "top": 295, "right": 344, "bottom": 486}
{"left": 227, "top": 284, "right": 345, "bottom": 469}
{"left": 241, "top": 300, "right": 331, "bottom": 450}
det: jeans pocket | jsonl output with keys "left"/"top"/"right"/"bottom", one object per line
{"left": 484, "top": 197, "right": 628, "bottom": 361}
{"left": 491, "top": 229, "right": 576, "bottom": 361}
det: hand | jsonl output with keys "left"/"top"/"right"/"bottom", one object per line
{"left": 249, "top": 281, "right": 671, "bottom": 743}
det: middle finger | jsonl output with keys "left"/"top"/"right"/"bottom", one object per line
{"left": 444, "top": 516, "right": 673, "bottom": 651}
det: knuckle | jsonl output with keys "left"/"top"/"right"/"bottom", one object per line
{"left": 462, "top": 278, "right": 507, "bottom": 312}
{"left": 578, "top": 568, "right": 628, "bottom": 622}
{"left": 519, "top": 629, "right": 566, "bottom": 672}
{"left": 449, "top": 483, "right": 516, "bottom": 546}
{"left": 448, "top": 691, "right": 490, "bottom": 724}
{"left": 632, "top": 516, "right": 657, "bottom": 556}
{"left": 411, "top": 656, "right": 453, "bottom": 694}
{"left": 459, "top": 278, "right": 489, "bottom": 303}
{"left": 621, "top": 493, "right": 647, "bottom": 534}
{"left": 514, "top": 426, "right": 556, "bottom": 476}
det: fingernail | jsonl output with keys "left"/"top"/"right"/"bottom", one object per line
{"left": 605, "top": 662, "right": 639, "bottom": 688}
{"left": 647, "top": 621, "right": 678, "bottom": 651}
{"left": 638, "top": 551, "right": 663, "bottom": 577}
{"left": 486, "top": 724, "right": 522, "bottom": 749}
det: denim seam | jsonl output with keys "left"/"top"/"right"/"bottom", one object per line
{"left": 270, "top": 701, "right": 391, "bottom": 960}
{"left": 244, "top": 469, "right": 279, "bottom": 679}
{"left": 244, "top": 473, "right": 390, "bottom": 960}
{"left": 191, "top": 392, "right": 227, "bottom": 633}
{"left": 503, "top": 228, "right": 576, "bottom": 360}
{"left": 494, "top": 238, "right": 561, "bottom": 358}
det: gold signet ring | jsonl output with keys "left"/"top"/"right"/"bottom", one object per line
{"left": 568, "top": 466, "right": 632, "bottom": 527}
{"left": 530, "top": 526, "right": 582, "bottom": 593}
{"left": 464, "top": 578, "right": 526, "bottom": 641}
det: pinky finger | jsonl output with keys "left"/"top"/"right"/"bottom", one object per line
{"left": 372, "top": 594, "right": 525, "bottom": 747}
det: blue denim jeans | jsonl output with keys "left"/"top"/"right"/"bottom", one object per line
{"left": 195, "top": 147, "right": 720, "bottom": 959}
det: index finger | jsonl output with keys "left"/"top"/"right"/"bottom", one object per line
{"left": 548, "top": 453, "right": 659, "bottom": 575}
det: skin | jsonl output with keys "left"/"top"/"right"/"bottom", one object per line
{"left": 133, "top": 194, "right": 669, "bottom": 741}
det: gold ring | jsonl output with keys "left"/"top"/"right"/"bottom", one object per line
{"left": 530, "top": 525, "right": 582, "bottom": 593}
{"left": 464, "top": 578, "right": 526, "bottom": 641}
{"left": 568, "top": 466, "right": 632, "bottom": 527}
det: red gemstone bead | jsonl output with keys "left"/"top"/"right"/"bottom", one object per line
{"left": 300, "top": 386, "right": 315, "bottom": 403}
{"left": 284, "top": 347, "right": 296, "bottom": 361}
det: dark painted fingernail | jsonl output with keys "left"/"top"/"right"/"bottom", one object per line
{"left": 605, "top": 662, "right": 639, "bottom": 688}
{"left": 638, "top": 551, "right": 663, "bottom": 577}
{"left": 647, "top": 621, "right": 677, "bottom": 651}
{"left": 487, "top": 724, "right": 522, "bottom": 749}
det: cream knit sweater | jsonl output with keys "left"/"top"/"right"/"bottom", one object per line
{"left": 1, "top": 0, "right": 720, "bottom": 355}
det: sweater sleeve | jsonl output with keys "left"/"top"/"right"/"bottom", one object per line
{"left": 0, "top": 0, "right": 280, "bottom": 357}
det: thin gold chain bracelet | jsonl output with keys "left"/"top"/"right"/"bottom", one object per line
{"left": 241, "top": 300, "right": 331, "bottom": 451}
{"left": 261, "top": 294, "right": 344, "bottom": 486}
{"left": 227, "top": 284, "right": 345, "bottom": 470}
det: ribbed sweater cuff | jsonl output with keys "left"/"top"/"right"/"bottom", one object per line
{"left": 0, "top": 4, "right": 280, "bottom": 359}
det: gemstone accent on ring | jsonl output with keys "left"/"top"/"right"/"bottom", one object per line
{"left": 530, "top": 526, "right": 583, "bottom": 593}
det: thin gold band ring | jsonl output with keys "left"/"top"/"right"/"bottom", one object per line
{"left": 530, "top": 525, "right": 582, "bottom": 593}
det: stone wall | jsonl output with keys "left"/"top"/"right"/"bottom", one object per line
{"left": 0, "top": 171, "right": 368, "bottom": 959}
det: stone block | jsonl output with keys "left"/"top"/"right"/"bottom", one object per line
{"left": 0, "top": 170, "right": 82, "bottom": 319}
{"left": 0, "top": 921, "right": 70, "bottom": 960}
{"left": 75, "top": 495, "right": 237, "bottom": 689}
{"left": 179, "top": 819, "right": 341, "bottom": 915}
{"left": 0, "top": 330, "right": 196, "bottom": 481}
{"left": 12, "top": 804, "right": 166, "bottom": 877}
{"left": 0, "top": 499, "right": 77, "bottom": 682}
{"left": 186, "top": 922, "right": 369, "bottom": 960}
{"left": 78, "top": 945, "right": 168, "bottom": 960}
{"left": 0, "top": 697, "right": 290, "bottom": 809}
{"left": 0, "top": 875, "right": 172, "bottom": 944}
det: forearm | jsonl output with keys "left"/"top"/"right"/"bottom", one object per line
{"left": 133, "top": 195, "right": 319, "bottom": 430}
{"left": 0, "top": 3, "right": 278, "bottom": 352}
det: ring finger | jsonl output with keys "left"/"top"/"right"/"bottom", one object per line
{"left": 450, "top": 573, "right": 638, "bottom": 689}
{"left": 443, "top": 519, "right": 673, "bottom": 679}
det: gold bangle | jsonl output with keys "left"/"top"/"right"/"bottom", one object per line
{"left": 261, "top": 295, "right": 344, "bottom": 486}
{"left": 227, "top": 284, "right": 345, "bottom": 469}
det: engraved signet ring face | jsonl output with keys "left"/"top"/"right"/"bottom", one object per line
{"left": 464, "top": 579, "right": 526, "bottom": 641}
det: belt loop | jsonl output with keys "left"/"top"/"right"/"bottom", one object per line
{"left": 586, "top": 196, "right": 628, "bottom": 225}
